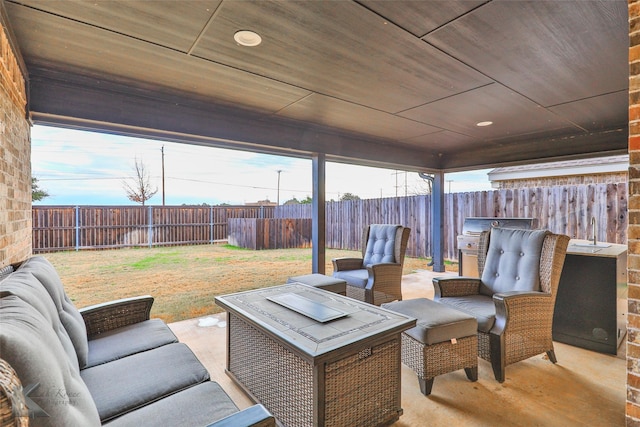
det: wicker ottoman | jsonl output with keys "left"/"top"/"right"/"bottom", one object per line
{"left": 382, "top": 298, "right": 478, "bottom": 396}
{"left": 287, "top": 273, "right": 347, "bottom": 295}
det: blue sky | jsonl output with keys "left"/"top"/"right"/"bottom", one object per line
{"left": 31, "top": 125, "right": 493, "bottom": 206}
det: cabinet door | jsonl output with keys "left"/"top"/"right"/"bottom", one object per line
{"left": 553, "top": 255, "right": 617, "bottom": 354}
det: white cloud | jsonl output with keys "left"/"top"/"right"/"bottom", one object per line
{"left": 31, "top": 125, "right": 493, "bottom": 205}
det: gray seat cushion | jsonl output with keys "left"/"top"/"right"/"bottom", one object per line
{"left": 103, "top": 381, "right": 239, "bottom": 427}
{"left": 437, "top": 295, "right": 496, "bottom": 333}
{"left": 18, "top": 256, "right": 90, "bottom": 368}
{"left": 288, "top": 273, "right": 347, "bottom": 294}
{"left": 382, "top": 298, "right": 477, "bottom": 345}
{"left": 480, "top": 228, "right": 548, "bottom": 296}
{"left": 81, "top": 343, "right": 210, "bottom": 422}
{"left": 333, "top": 269, "right": 368, "bottom": 288}
{"left": 86, "top": 318, "right": 178, "bottom": 368}
{"left": 0, "top": 295, "right": 101, "bottom": 427}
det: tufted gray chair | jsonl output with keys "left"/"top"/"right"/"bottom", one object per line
{"left": 332, "top": 224, "right": 410, "bottom": 306}
{"left": 433, "top": 227, "right": 569, "bottom": 382}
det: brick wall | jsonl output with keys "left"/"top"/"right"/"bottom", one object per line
{"left": 630, "top": 2, "right": 640, "bottom": 425}
{"left": 0, "top": 21, "right": 31, "bottom": 266}
{"left": 495, "top": 172, "right": 628, "bottom": 190}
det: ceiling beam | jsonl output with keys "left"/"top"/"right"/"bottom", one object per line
{"left": 27, "top": 66, "right": 441, "bottom": 171}
{"left": 439, "top": 127, "right": 628, "bottom": 170}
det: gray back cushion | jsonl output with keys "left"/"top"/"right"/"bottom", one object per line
{"left": 480, "top": 228, "right": 548, "bottom": 296}
{"left": 363, "top": 224, "right": 400, "bottom": 266}
{"left": 0, "top": 295, "right": 101, "bottom": 427}
{"left": 18, "top": 256, "right": 89, "bottom": 368}
{"left": 0, "top": 271, "right": 79, "bottom": 372}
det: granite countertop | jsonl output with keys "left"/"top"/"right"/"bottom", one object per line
{"left": 566, "top": 239, "right": 627, "bottom": 257}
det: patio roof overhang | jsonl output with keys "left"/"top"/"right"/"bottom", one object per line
{"left": 1, "top": 0, "right": 630, "bottom": 271}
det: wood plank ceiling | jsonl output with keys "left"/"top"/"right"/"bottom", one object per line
{"left": 2, "top": 0, "right": 630, "bottom": 171}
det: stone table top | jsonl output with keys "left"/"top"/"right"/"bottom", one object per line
{"left": 215, "top": 283, "right": 416, "bottom": 362}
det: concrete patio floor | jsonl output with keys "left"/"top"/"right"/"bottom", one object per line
{"left": 169, "top": 269, "right": 626, "bottom": 426}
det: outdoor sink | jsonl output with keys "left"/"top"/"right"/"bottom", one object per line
{"left": 570, "top": 243, "right": 611, "bottom": 249}
{"left": 568, "top": 242, "right": 612, "bottom": 254}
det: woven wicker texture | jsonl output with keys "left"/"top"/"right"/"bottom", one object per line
{"left": 434, "top": 277, "right": 480, "bottom": 297}
{"left": 324, "top": 339, "right": 400, "bottom": 427}
{"left": 401, "top": 334, "right": 477, "bottom": 380}
{"left": 0, "top": 359, "right": 28, "bottom": 427}
{"left": 228, "top": 313, "right": 402, "bottom": 427}
{"left": 479, "top": 233, "right": 568, "bottom": 366}
{"left": 478, "top": 332, "right": 491, "bottom": 361}
{"left": 229, "top": 314, "right": 313, "bottom": 427}
{"left": 0, "top": 265, "right": 14, "bottom": 282}
{"left": 81, "top": 296, "right": 153, "bottom": 338}
{"left": 345, "top": 285, "right": 366, "bottom": 303}
{"left": 336, "top": 225, "right": 410, "bottom": 306}
{"left": 436, "top": 230, "right": 569, "bottom": 381}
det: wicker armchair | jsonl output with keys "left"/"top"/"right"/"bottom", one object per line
{"left": 433, "top": 227, "right": 569, "bottom": 382}
{"left": 332, "top": 224, "right": 410, "bottom": 306}
{"left": 0, "top": 359, "right": 28, "bottom": 427}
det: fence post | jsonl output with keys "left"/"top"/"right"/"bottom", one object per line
{"left": 210, "top": 206, "right": 214, "bottom": 244}
{"left": 148, "top": 206, "right": 153, "bottom": 248}
{"left": 75, "top": 205, "right": 80, "bottom": 251}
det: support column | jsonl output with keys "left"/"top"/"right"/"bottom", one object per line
{"left": 312, "top": 153, "right": 326, "bottom": 274}
{"left": 431, "top": 171, "right": 445, "bottom": 272}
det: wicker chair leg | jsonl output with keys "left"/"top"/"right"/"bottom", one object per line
{"left": 464, "top": 366, "right": 478, "bottom": 382}
{"left": 490, "top": 333, "right": 506, "bottom": 383}
{"left": 547, "top": 349, "right": 557, "bottom": 364}
{"left": 364, "top": 288, "right": 374, "bottom": 305}
{"left": 418, "top": 377, "right": 435, "bottom": 396}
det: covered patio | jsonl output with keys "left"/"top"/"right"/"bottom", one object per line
{"left": 0, "top": 0, "right": 636, "bottom": 425}
{"left": 171, "top": 269, "right": 625, "bottom": 426}
{"left": 1, "top": 0, "right": 629, "bottom": 272}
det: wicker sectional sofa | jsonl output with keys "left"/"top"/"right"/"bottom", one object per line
{"left": 0, "top": 256, "right": 274, "bottom": 427}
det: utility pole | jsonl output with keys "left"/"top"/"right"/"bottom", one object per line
{"left": 161, "top": 145, "right": 166, "bottom": 205}
{"left": 392, "top": 170, "right": 407, "bottom": 197}
{"left": 405, "top": 171, "right": 408, "bottom": 197}
{"left": 276, "top": 170, "right": 282, "bottom": 205}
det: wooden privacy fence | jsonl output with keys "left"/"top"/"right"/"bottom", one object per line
{"left": 228, "top": 218, "right": 312, "bottom": 250}
{"left": 33, "top": 182, "right": 628, "bottom": 260}
{"left": 32, "top": 205, "right": 275, "bottom": 252}
{"left": 275, "top": 182, "right": 628, "bottom": 261}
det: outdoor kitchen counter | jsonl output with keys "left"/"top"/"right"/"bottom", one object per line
{"left": 566, "top": 239, "right": 628, "bottom": 258}
{"left": 553, "top": 239, "right": 627, "bottom": 355}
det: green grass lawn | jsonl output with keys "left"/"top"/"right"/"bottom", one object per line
{"left": 42, "top": 244, "right": 455, "bottom": 323}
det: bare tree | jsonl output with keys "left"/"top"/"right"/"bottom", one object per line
{"left": 410, "top": 180, "right": 432, "bottom": 196}
{"left": 410, "top": 173, "right": 433, "bottom": 196}
{"left": 122, "top": 158, "right": 157, "bottom": 205}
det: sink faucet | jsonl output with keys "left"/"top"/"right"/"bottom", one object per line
{"left": 591, "top": 217, "right": 597, "bottom": 246}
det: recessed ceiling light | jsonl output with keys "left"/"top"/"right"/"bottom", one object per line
{"left": 234, "top": 30, "right": 262, "bottom": 47}
{"left": 476, "top": 121, "right": 493, "bottom": 127}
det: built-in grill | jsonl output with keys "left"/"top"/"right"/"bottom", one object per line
{"left": 457, "top": 217, "right": 538, "bottom": 277}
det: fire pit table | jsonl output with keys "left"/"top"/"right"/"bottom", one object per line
{"left": 215, "top": 283, "right": 416, "bottom": 427}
